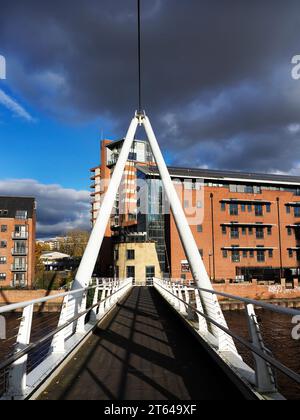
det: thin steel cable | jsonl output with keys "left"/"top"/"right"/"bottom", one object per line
{"left": 137, "top": 0, "right": 143, "bottom": 114}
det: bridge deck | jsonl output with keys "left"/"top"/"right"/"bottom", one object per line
{"left": 40, "top": 287, "right": 245, "bottom": 400}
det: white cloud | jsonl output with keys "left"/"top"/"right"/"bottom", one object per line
{"left": 0, "top": 89, "right": 34, "bottom": 121}
{"left": 0, "top": 179, "right": 90, "bottom": 238}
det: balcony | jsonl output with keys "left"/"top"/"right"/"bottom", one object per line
{"left": 11, "top": 264, "right": 28, "bottom": 272}
{"left": 12, "top": 247, "right": 28, "bottom": 256}
{"left": 12, "top": 232, "right": 28, "bottom": 240}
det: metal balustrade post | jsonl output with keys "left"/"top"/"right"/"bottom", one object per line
{"left": 184, "top": 287, "right": 194, "bottom": 320}
{"left": 76, "top": 293, "right": 87, "bottom": 334}
{"left": 8, "top": 304, "right": 33, "bottom": 398}
{"left": 172, "top": 285, "right": 180, "bottom": 310}
{"left": 195, "top": 289, "right": 208, "bottom": 334}
{"left": 52, "top": 296, "right": 69, "bottom": 353}
{"left": 99, "top": 281, "right": 107, "bottom": 316}
{"left": 178, "top": 286, "right": 187, "bottom": 315}
{"left": 107, "top": 285, "right": 113, "bottom": 309}
{"left": 246, "top": 304, "right": 277, "bottom": 393}
{"left": 91, "top": 281, "right": 100, "bottom": 322}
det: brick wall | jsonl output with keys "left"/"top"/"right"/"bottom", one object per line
{"left": 0, "top": 290, "right": 64, "bottom": 306}
{"left": 214, "top": 282, "right": 300, "bottom": 301}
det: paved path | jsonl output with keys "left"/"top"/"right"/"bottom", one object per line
{"left": 40, "top": 287, "right": 245, "bottom": 400}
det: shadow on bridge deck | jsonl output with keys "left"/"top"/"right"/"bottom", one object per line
{"left": 39, "top": 287, "right": 245, "bottom": 401}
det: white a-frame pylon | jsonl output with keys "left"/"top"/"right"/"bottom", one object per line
{"left": 72, "top": 113, "right": 237, "bottom": 352}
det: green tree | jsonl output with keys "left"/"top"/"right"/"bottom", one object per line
{"left": 60, "top": 230, "right": 90, "bottom": 258}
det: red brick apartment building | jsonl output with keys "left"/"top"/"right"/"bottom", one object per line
{"left": 0, "top": 197, "right": 36, "bottom": 288}
{"left": 91, "top": 139, "right": 300, "bottom": 282}
{"left": 90, "top": 139, "right": 155, "bottom": 276}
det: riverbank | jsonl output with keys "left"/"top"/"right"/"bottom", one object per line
{"left": 1, "top": 282, "right": 300, "bottom": 312}
{"left": 215, "top": 281, "right": 300, "bottom": 310}
{"left": 0, "top": 289, "right": 63, "bottom": 312}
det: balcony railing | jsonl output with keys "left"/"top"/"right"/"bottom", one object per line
{"left": 11, "top": 247, "right": 28, "bottom": 256}
{"left": 12, "top": 232, "right": 28, "bottom": 240}
{"left": 11, "top": 264, "right": 28, "bottom": 272}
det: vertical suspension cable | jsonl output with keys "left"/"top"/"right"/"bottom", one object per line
{"left": 137, "top": 0, "right": 143, "bottom": 114}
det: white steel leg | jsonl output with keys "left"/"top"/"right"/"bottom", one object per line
{"left": 143, "top": 115, "right": 237, "bottom": 353}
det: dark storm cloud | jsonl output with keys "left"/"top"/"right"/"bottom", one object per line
{"left": 0, "top": 179, "right": 90, "bottom": 238}
{"left": 1, "top": 0, "right": 300, "bottom": 173}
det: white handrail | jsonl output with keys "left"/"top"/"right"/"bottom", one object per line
{"left": 0, "top": 277, "right": 133, "bottom": 400}
{"left": 153, "top": 278, "right": 300, "bottom": 397}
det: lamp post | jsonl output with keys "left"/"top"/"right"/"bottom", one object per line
{"left": 209, "top": 253, "right": 213, "bottom": 282}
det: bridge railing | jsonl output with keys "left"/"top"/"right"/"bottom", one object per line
{"left": 0, "top": 277, "right": 133, "bottom": 400}
{"left": 153, "top": 278, "right": 300, "bottom": 399}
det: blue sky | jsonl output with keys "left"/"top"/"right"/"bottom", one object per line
{"left": 0, "top": 82, "right": 107, "bottom": 190}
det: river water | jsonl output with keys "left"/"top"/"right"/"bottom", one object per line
{"left": 0, "top": 311, "right": 299, "bottom": 400}
{"left": 225, "top": 310, "right": 300, "bottom": 400}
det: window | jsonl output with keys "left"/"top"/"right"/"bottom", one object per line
{"left": 181, "top": 274, "right": 187, "bottom": 281}
{"left": 114, "top": 249, "right": 119, "bottom": 261}
{"left": 126, "top": 266, "right": 135, "bottom": 279}
{"left": 241, "top": 204, "right": 246, "bottom": 212}
{"left": 248, "top": 204, "right": 252, "bottom": 213}
{"left": 232, "top": 250, "right": 240, "bottom": 263}
{"left": 15, "top": 210, "right": 28, "bottom": 220}
{"left": 256, "top": 227, "right": 264, "bottom": 239}
{"left": 0, "top": 273, "right": 6, "bottom": 281}
{"left": 184, "top": 200, "right": 189, "bottom": 209}
{"left": 266, "top": 204, "right": 271, "bottom": 213}
{"left": 196, "top": 201, "right": 202, "bottom": 209}
{"left": 221, "top": 202, "right": 226, "bottom": 212}
{"left": 245, "top": 186, "right": 254, "bottom": 194}
{"left": 128, "top": 152, "right": 137, "bottom": 161}
{"left": 13, "top": 273, "right": 26, "bottom": 287}
{"left": 0, "top": 241, "right": 7, "bottom": 249}
{"left": 14, "top": 241, "right": 27, "bottom": 255}
{"left": 267, "top": 227, "right": 272, "bottom": 236}
{"left": 243, "top": 250, "right": 248, "bottom": 259}
{"left": 1, "top": 225, "right": 7, "bottom": 232}
{"left": 115, "top": 266, "right": 119, "bottom": 278}
{"left": 289, "top": 250, "right": 294, "bottom": 258}
{"left": 146, "top": 266, "right": 155, "bottom": 279}
{"left": 295, "top": 207, "right": 300, "bottom": 218}
{"left": 255, "top": 204, "right": 263, "bottom": 217}
{"left": 14, "top": 225, "right": 27, "bottom": 239}
{"left": 257, "top": 250, "right": 265, "bottom": 263}
{"left": 268, "top": 250, "right": 274, "bottom": 258}
{"left": 0, "top": 257, "right": 6, "bottom": 265}
{"left": 0, "top": 210, "right": 8, "bottom": 217}
{"left": 286, "top": 206, "right": 291, "bottom": 214}
{"left": 13, "top": 257, "right": 26, "bottom": 270}
{"left": 242, "top": 227, "right": 247, "bottom": 236}
{"left": 230, "top": 204, "right": 239, "bottom": 216}
{"left": 197, "top": 225, "right": 203, "bottom": 233}
{"left": 222, "top": 226, "right": 227, "bottom": 235}
{"left": 223, "top": 250, "right": 228, "bottom": 258}
{"left": 126, "top": 250, "right": 135, "bottom": 260}
{"left": 250, "top": 250, "right": 255, "bottom": 258}
{"left": 287, "top": 227, "right": 293, "bottom": 236}
{"left": 231, "top": 227, "right": 239, "bottom": 239}
{"left": 249, "top": 227, "right": 253, "bottom": 235}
